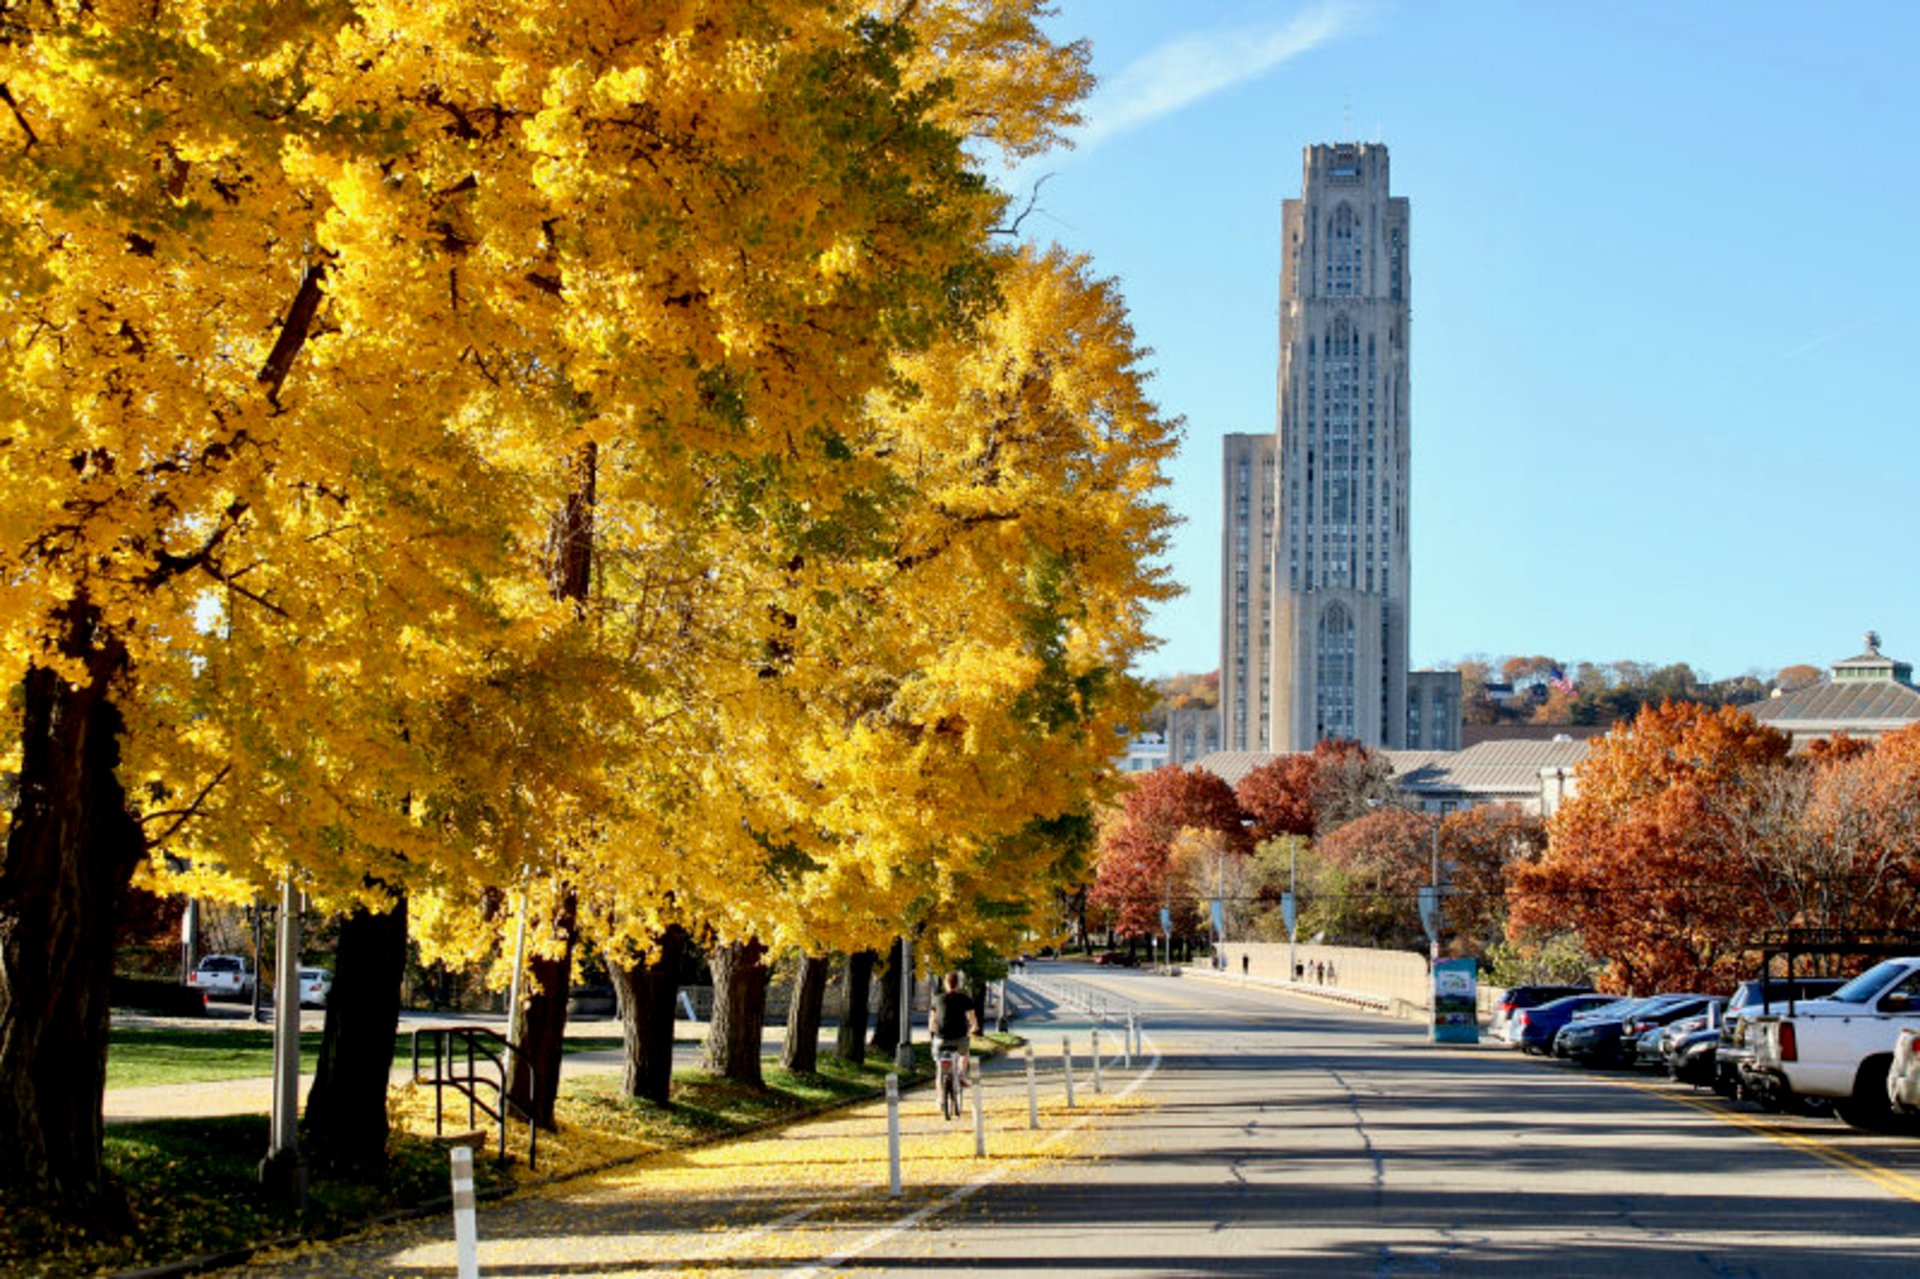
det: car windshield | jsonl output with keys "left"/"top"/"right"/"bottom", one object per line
{"left": 300, "top": 969, "right": 326, "bottom": 980}
{"left": 201, "top": 958, "right": 240, "bottom": 972}
{"left": 1828, "top": 961, "right": 1912, "bottom": 1004}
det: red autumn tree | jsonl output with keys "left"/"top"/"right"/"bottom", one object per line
{"left": 1312, "top": 807, "right": 1433, "bottom": 949}
{"left": 1235, "top": 738, "right": 1394, "bottom": 842}
{"left": 1236, "top": 754, "right": 1316, "bottom": 842}
{"left": 1090, "top": 766, "right": 1246, "bottom": 936}
{"left": 1509, "top": 701, "right": 1790, "bottom": 993}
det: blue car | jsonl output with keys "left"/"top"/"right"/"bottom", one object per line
{"left": 1512, "top": 993, "right": 1622, "bottom": 1054}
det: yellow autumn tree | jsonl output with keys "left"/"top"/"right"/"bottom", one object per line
{"left": 0, "top": 0, "right": 1088, "bottom": 1204}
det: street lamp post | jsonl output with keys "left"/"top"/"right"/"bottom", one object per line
{"left": 1429, "top": 814, "right": 1443, "bottom": 965}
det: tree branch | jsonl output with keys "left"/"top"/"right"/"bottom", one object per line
{"left": 142, "top": 762, "right": 233, "bottom": 849}
{"left": 0, "top": 83, "right": 38, "bottom": 149}
{"left": 257, "top": 262, "right": 328, "bottom": 404}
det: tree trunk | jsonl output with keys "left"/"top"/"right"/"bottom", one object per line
{"left": 780, "top": 953, "right": 830, "bottom": 1073}
{"left": 836, "top": 950, "right": 876, "bottom": 1063}
{"left": 702, "top": 938, "right": 769, "bottom": 1086}
{"left": 608, "top": 923, "right": 686, "bottom": 1104}
{"left": 870, "top": 936, "right": 904, "bottom": 1057}
{"left": 508, "top": 889, "right": 576, "bottom": 1129}
{"left": 301, "top": 891, "right": 408, "bottom": 1176}
{"left": 0, "top": 605, "right": 140, "bottom": 1227}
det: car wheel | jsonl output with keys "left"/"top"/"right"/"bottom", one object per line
{"left": 1834, "top": 1055, "right": 1914, "bottom": 1132}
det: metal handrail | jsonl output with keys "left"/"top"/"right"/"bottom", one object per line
{"left": 410, "top": 1026, "right": 538, "bottom": 1169}
{"left": 1009, "top": 973, "right": 1138, "bottom": 1026}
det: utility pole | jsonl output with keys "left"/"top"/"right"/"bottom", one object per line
{"left": 1287, "top": 836, "right": 1299, "bottom": 983}
{"left": 1429, "top": 814, "right": 1443, "bottom": 965}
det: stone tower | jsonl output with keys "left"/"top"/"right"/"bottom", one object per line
{"left": 1221, "top": 142, "right": 1412, "bottom": 751}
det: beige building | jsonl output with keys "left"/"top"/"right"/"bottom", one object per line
{"left": 1223, "top": 142, "right": 1427, "bottom": 752}
{"left": 1194, "top": 736, "right": 1588, "bottom": 818}
{"left": 1752, "top": 632, "right": 1920, "bottom": 748}
{"left": 1167, "top": 705, "right": 1224, "bottom": 766}
{"left": 1219, "top": 432, "right": 1277, "bottom": 749}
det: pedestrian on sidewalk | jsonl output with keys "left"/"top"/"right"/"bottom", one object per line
{"left": 1241, "top": 954, "right": 1249, "bottom": 978}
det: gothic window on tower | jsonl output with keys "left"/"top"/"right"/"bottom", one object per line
{"left": 1326, "top": 204, "right": 1361, "bottom": 297}
{"left": 1315, "top": 602, "right": 1356, "bottom": 741}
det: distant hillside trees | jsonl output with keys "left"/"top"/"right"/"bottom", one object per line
{"left": 1450, "top": 654, "right": 1791, "bottom": 728}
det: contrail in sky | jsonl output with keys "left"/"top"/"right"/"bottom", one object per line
{"left": 1073, "top": 2, "right": 1365, "bottom": 150}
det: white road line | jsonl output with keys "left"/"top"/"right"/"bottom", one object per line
{"left": 780, "top": 1039, "right": 1164, "bottom": 1279}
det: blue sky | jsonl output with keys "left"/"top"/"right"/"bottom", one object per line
{"left": 1008, "top": 1, "right": 1920, "bottom": 684}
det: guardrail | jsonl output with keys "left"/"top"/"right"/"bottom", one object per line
{"left": 1008, "top": 972, "right": 1140, "bottom": 1027}
{"left": 410, "top": 1025, "right": 538, "bottom": 1169}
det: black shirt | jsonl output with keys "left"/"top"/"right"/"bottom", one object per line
{"left": 932, "top": 988, "right": 976, "bottom": 1041}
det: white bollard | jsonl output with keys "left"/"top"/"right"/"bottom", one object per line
{"left": 1125, "top": 1012, "right": 1136, "bottom": 1067}
{"left": 1025, "top": 1041, "right": 1039, "bottom": 1129}
{"left": 972, "top": 1059, "right": 986, "bottom": 1156}
{"left": 1062, "top": 1035, "right": 1076, "bottom": 1108}
{"left": 450, "top": 1145, "right": 480, "bottom": 1279}
{"left": 1091, "top": 1028, "right": 1104, "bottom": 1093}
{"left": 886, "top": 1074, "right": 902, "bottom": 1197}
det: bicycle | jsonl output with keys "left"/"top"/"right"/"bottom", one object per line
{"left": 935, "top": 1042, "right": 966, "bottom": 1120}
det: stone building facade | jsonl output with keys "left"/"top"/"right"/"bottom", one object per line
{"left": 1222, "top": 142, "right": 1430, "bottom": 751}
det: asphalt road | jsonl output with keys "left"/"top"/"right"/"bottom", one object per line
{"left": 231, "top": 964, "right": 1920, "bottom": 1277}
{"left": 797, "top": 965, "right": 1920, "bottom": 1278}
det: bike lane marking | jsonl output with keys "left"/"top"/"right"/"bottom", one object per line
{"left": 779, "top": 1035, "right": 1164, "bottom": 1279}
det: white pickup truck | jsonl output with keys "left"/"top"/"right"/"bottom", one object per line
{"left": 185, "top": 954, "right": 255, "bottom": 1003}
{"left": 1748, "top": 956, "right": 1920, "bottom": 1129}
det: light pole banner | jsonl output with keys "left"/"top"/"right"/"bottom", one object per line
{"left": 1209, "top": 898, "right": 1225, "bottom": 938}
{"left": 1281, "top": 892, "right": 1297, "bottom": 938}
{"left": 1431, "top": 957, "right": 1479, "bottom": 1044}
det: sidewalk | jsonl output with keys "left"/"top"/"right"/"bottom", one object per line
{"left": 228, "top": 1037, "right": 1157, "bottom": 1277}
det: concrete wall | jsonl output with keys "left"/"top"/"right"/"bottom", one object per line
{"left": 1215, "top": 942, "right": 1510, "bottom": 1023}
{"left": 1218, "top": 941, "right": 1433, "bottom": 1017}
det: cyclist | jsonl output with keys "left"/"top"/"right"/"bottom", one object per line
{"left": 929, "top": 971, "right": 981, "bottom": 1088}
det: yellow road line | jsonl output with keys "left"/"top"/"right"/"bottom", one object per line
{"left": 1627, "top": 1079, "right": 1920, "bottom": 1203}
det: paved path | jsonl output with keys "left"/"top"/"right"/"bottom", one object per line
{"left": 226, "top": 994, "right": 1148, "bottom": 1277}
{"left": 213, "top": 964, "right": 1920, "bottom": 1276}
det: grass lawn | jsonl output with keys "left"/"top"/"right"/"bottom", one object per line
{"left": 105, "top": 1027, "right": 629, "bottom": 1089}
{"left": 9, "top": 1033, "right": 1011, "bottom": 1275}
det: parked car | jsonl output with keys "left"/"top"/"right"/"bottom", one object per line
{"left": 1889, "top": 1026, "right": 1920, "bottom": 1113}
{"left": 1640, "top": 1002, "right": 1725, "bottom": 1071}
{"left": 1560, "top": 995, "right": 1711, "bottom": 1067}
{"left": 1510, "top": 993, "right": 1619, "bottom": 1054}
{"left": 1750, "top": 957, "right": 1920, "bottom": 1129}
{"left": 186, "top": 954, "right": 255, "bottom": 1003}
{"left": 1092, "top": 952, "right": 1139, "bottom": 967}
{"left": 1667, "top": 1024, "right": 1724, "bottom": 1086}
{"left": 1713, "top": 976, "right": 1846, "bottom": 1103}
{"left": 1494, "top": 983, "right": 1595, "bottom": 1041}
{"left": 1551, "top": 997, "right": 1643, "bottom": 1057}
{"left": 297, "top": 967, "right": 332, "bottom": 1009}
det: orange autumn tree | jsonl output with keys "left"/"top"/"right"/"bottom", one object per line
{"left": 1509, "top": 702, "right": 1791, "bottom": 992}
{"left": 1441, "top": 805, "right": 1546, "bottom": 957}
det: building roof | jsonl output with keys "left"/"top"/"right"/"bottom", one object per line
{"left": 1752, "top": 634, "right": 1920, "bottom": 735}
{"left": 1751, "top": 679, "right": 1920, "bottom": 730}
{"left": 1190, "top": 738, "right": 1590, "bottom": 802}
{"left": 1385, "top": 739, "right": 1590, "bottom": 800}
